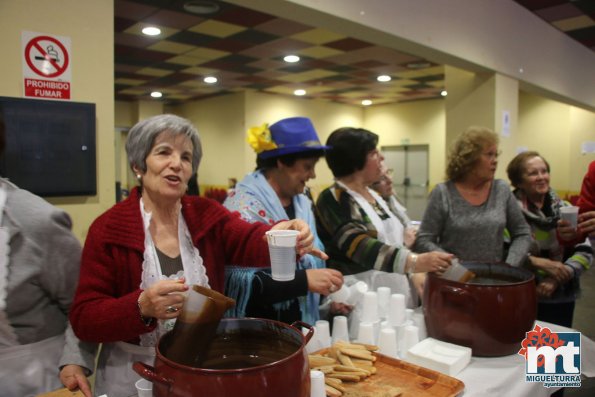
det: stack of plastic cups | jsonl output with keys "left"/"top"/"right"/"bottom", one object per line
{"left": 387, "top": 294, "right": 406, "bottom": 327}
{"left": 359, "top": 291, "right": 380, "bottom": 344}
{"left": 400, "top": 325, "right": 420, "bottom": 357}
{"left": 315, "top": 320, "right": 332, "bottom": 349}
{"left": 303, "top": 327, "right": 319, "bottom": 354}
{"left": 347, "top": 281, "right": 368, "bottom": 306}
{"left": 347, "top": 281, "right": 369, "bottom": 341}
{"left": 412, "top": 311, "right": 427, "bottom": 341}
{"left": 405, "top": 308, "right": 414, "bottom": 322}
{"left": 331, "top": 316, "right": 350, "bottom": 344}
{"left": 376, "top": 287, "right": 391, "bottom": 320}
{"left": 386, "top": 293, "right": 411, "bottom": 358}
{"left": 329, "top": 283, "right": 351, "bottom": 304}
{"left": 377, "top": 328, "right": 398, "bottom": 358}
{"left": 357, "top": 322, "right": 376, "bottom": 345}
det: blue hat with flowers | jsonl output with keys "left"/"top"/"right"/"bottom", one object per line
{"left": 247, "top": 117, "right": 329, "bottom": 159}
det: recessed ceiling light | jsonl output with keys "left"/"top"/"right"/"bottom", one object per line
{"left": 183, "top": 1, "right": 220, "bottom": 15}
{"left": 141, "top": 26, "right": 161, "bottom": 36}
{"left": 441, "top": 90, "right": 447, "bottom": 97}
{"left": 362, "top": 99, "right": 373, "bottom": 106}
{"left": 203, "top": 76, "right": 218, "bottom": 84}
{"left": 294, "top": 89, "right": 306, "bottom": 96}
{"left": 283, "top": 55, "right": 300, "bottom": 63}
{"left": 377, "top": 75, "right": 391, "bottom": 82}
{"left": 150, "top": 91, "right": 163, "bottom": 98}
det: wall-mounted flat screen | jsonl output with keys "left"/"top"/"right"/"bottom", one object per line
{"left": 0, "top": 96, "right": 96, "bottom": 197}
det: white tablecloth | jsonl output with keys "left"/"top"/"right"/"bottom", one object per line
{"left": 455, "top": 321, "right": 595, "bottom": 396}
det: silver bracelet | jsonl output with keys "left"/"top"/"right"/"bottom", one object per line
{"left": 407, "top": 253, "right": 418, "bottom": 275}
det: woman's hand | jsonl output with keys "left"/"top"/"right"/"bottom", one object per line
{"left": 578, "top": 211, "right": 595, "bottom": 238}
{"left": 330, "top": 301, "right": 354, "bottom": 315}
{"left": 59, "top": 365, "right": 92, "bottom": 397}
{"left": 138, "top": 278, "right": 189, "bottom": 320}
{"left": 414, "top": 252, "right": 454, "bottom": 273}
{"left": 305, "top": 268, "right": 343, "bottom": 295}
{"left": 529, "top": 256, "right": 574, "bottom": 284}
{"left": 271, "top": 219, "right": 329, "bottom": 259}
{"left": 403, "top": 226, "right": 417, "bottom": 248}
{"left": 536, "top": 278, "right": 558, "bottom": 299}
{"left": 557, "top": 218, "right": 580, "bottom": 241}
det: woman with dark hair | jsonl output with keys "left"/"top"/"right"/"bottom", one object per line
{"left": 69, "top": 114, "right": 324, "bottom": 397}
{"left": 506, "top": 151, "right": 591, "bottom": 327}
{"left": 224, "top": 117, "right": 345, "bottom": 324}
{"left": 316, "top": 127, "right": 451, "bottom": 300}
{"left": 414, "top": 126, "right": 531, "bottom": 266}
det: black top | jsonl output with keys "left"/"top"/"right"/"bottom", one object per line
{"left": 242, "top": 202, "right": 309, "bottom": 325}
{"left": 245, "top": 269, "right": 308, "bottom": 324}
{"left": 156, "top": 247, "right": 183, "bottom": 276}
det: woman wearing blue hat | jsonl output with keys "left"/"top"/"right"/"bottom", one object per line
{"left": 224, "top": 117, "right": 347, "bottom": 325}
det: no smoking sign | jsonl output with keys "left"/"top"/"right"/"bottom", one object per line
{"left": 22, "top": 31, "right": 71, "bottom": 100}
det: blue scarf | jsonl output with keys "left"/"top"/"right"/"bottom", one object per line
{"left": 224, "top": 171, "right": 325, "bottom": 324}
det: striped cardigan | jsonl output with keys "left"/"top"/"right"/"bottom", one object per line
{"left": 315, "top": 183, "right": 409, "bottom": 276}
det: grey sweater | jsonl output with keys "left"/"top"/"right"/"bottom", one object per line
{"left": 414, "top": 179, "right": 531, "bottom": 266}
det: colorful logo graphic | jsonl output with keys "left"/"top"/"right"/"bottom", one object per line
{"left": 518, "top": 324, "right": 581, "bottom": 388}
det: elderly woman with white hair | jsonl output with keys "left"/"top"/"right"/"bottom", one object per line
{"left": 69, "top": 114, "right": 324, "bottom": 397}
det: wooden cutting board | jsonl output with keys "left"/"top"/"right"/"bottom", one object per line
{"left": 316, "top": 349, "right": 464, "bottom": 397}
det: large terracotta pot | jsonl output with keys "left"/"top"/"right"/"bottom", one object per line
{"left": 134, "top": 318, "right": 313, "bottom": 397}
{"left": 423, "top": 262, "right": 536, "bottom": 357}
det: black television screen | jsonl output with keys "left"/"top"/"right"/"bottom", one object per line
{"left": 0, "top": 96, "right": 96, "bottom": 197}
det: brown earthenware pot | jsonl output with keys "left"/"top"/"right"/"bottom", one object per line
{"left": 423, "top": 262, "right": 536, "bottom": 357}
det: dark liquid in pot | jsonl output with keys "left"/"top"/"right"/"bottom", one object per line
{"left": 162, "top": 326, "right": 301, "bottom": 369}
{"left": 466, "top": 274, "right": 521, "bottom": 285}
{"left": 201, "top": 328, "right": 300, "bottom": 369}
{"left": 163, "top": 319, "right": 221, "bottom": 367}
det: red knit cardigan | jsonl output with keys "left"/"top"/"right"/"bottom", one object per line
{"left": 578, "top": 160, "right": 595, "bottom": 213}
{"left": 69, "top": 188, "right": 271, "bottom": 343}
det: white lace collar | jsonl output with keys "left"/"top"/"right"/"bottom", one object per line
{"left": 138, "top": 197, "right": 209, "bottom": 347}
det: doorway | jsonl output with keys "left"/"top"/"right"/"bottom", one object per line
{"left": 381, "top": 144, "right": 429, "bottom": 221}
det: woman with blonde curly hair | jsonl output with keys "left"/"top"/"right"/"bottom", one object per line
{"left": 414, "top": 126, "right": 531, "bottom": 266}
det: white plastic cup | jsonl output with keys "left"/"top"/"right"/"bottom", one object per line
{"left": 332, "top": 316, "right": 350, "bottom": 344}
{"left": 329, "top": 283, "right": 351, "bottom": 303}
{"left": 376, "top": 287, "right": 391, "bottom": 319}
{"left": 405, "top": 308, "right": 414, "bottom": 322}
{"left": 315, "top": 320, "right": 332, "bottom": 349}
{"left": 357, "top": 322, "right": 376, "bottom": 345}
{"left": 560, "top": 206, "right": 579, "bottom": 229}
{"left": 361, "top": 291, "right": 379, "bottom": 323}
{"left": 401, "top": 325, "right": 420, "bottom": 355}
{"left": 395, "top": 320, "right": 413, "bottom": 357}
{"left": 412, "top": 312, "right": 427, "bottom": 340}
{"left": 387, "top": 294, "right": 406, "bottom": 326}
{"left": 135, "top": 378, "right": 152, "bottom": 397}
{"left": 347, "top": 281, "right": 368, "bottom": 306}
{"left": 310, "top": 370, "right": 326, "bottom": 397}
{"left": 265, "top": 230, "right": 299, "bottom": 281}
{"left": 377, "top": 328, "right": 398, "bottom": 358}
{"left": 304, "top": 326, "right": 320, "bottom": 354}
